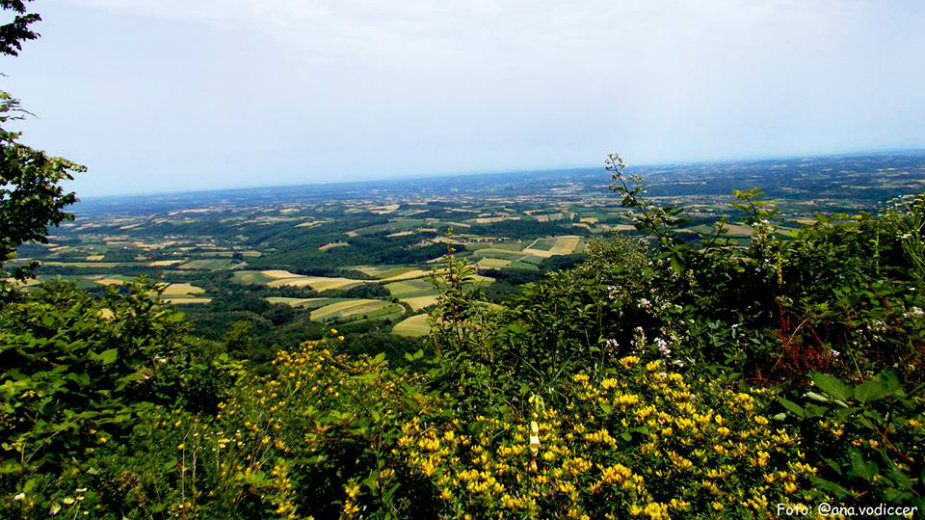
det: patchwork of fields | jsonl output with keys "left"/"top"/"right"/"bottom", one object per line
{"left": 24, "top": 152, "right": 911, "bottom": 339}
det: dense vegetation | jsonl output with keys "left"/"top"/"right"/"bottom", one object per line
{"left": 4, "top": 153, "right": 925, "bottom": 517}
{"left": 3, "top": 8, "right": 924, "bottom": 518}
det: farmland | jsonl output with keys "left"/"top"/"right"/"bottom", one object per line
{"left": 12, "top": 151, "right": 925, "bottom": 346}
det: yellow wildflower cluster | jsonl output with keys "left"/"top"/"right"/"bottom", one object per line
{"left": 395, "top": 358, "right": 828, "bottom": 518}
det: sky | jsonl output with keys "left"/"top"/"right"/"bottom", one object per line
{"left": 2, "top": 0, "right": 923, "bottom": 196}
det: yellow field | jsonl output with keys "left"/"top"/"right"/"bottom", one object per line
{"left": 85, "top": 254, "right": 105, "bottom": 261}
{"left": 261, "top": 270, "right": 300, "bottom": 279}
{"left": 520, "top": 248, "right": 556, "bottom": 258}
{"left": 550, "top": 236, "right": 581, "bottom": 254}
{"left": 163, "top": 297, "right": 212, "bottom": 305}
{"left": 318, "top": 241, "right": 349, "bottom": 251}
{"left": 370, "top": 203, "right": 400, "bottom": 214}
{"left": 267, "top": 276, "right": 367, "bottom": 292}
{"left": 161, "top": 283, "right": 205, "bottom": 296}
{"left": 265, "top": 297, "right": 313, "bottom": 306}
{"left": 149, "top": 259, "right": 184, "bottom": 267}
{"left": 392, "top": 314, "right": 431, "bottom": 337}
{"left": 93, "top": 277, "right": 127, "bottom": 286}
{"left": 379, "top": 269, "right": 430, "bottom": 282}
{"left": 295, "top": 220, "right": 323, "bottom": 228}
{"left": 723, "top": 224, "right": 756, "bottom": 236}
{"left": 1, "top": 277, "right": 39, "bottom": 287}
{"left": 403, "top": 296, "right": 439, "bottom": 311}
{"left": 474, "top": 216, "right": 520, "bottom": 224}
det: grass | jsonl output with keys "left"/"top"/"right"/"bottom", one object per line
{"left": 266, "top": 297, "right": 354, "bottom": 309}
{"left": 386, "top": 279, "right": 439, "bottom": 311}
{"left": 40, "top": 261, "right": 126, "bottom": 268}
{"left": 235, "top": 270, "right": 369, "bottom": 292}
{"left": 508, "top": 260, "right": 540, "bottom": 270}
{"left": 477, "top": 258, "right": 512, "bottom": 269}
{"left": 683, "top": 223, "right": 755, "bottom": 237}
{"left": 522, "top": 236, "right": 583, "bottom": 257}
{"left": 232, "top": 271, "right": 277, "bottom": 285}
{"left": 473, "top": 249, "right": 525, "bottom": 261}
{"left": 379, "top": 269, "right": 431, "bottom": 282}
{"left": 392, "top": 314, "right": 431, "bottom": 337}
{"left": 310, "top": 299, "right": 405, "bottom": 322}
{"left": 177, "top": 258, "right": 235, "bottom": 270}
{"left": 354, "top": 266, "right": 419, "bottom": 279}
{"left": 318, "top": 241, "right": 349, "bottom": 251}
{"left": 385, "top": 279, "right": 436, "bottom": 298}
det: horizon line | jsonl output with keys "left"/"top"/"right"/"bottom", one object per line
{"left": 76, "top": 147, "right": 925, "bottom": 201}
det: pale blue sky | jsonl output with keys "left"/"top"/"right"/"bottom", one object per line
{"left": 2, "top": 0, "right": 923, "bottom": 196}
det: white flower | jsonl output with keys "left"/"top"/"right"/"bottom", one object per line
{"left": 904, "top": 307, "right": 924, "bottom": 318}
{"left": 638, "top": 298, "right": 652, "bottom": 310}
{"left": 655, "top": 337, "right": 672, "bottom": 357}
{"left": 13, "top": 493, "right": 25, "bottom": 502}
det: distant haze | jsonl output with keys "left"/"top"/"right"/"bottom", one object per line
{"left": 2, "top": 0, "right": 923, "bottom": 196}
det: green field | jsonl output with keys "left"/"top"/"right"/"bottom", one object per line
{"left": 523, "top": 235, "right": 583, "bottom": 256}
{"left": 232, "top": 271, "right": 277, "bottom": 285}
{"left": 178, "top": 258, "right": 236, "bottom": 270}
{"left": 385, "top": 279, "right": 439, "bottom": 311}
{"left": 354, "top": 265, "right": 418, "bottom": 278}
{"left": 477, "top": 258, "right": 512, "bottom": 269}
{"left": 266, "top": 276, "right": 367, "bottom": 292}
{"left": 309, "top": 299, "right": 405, "bottom": 323}
{"left": 385, "top": 279, "right": 435, "bottom": 298}
{"left": 473, "top": 248, "right": 525, "bottom": 261}
{"left": 234, "top": 271, "right": 369, "bottom": 292}
{"left": 265, "top": 297, "right": 354, "bottom": 309}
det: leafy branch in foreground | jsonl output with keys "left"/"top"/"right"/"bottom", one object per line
{"left": 1, "top": 0, "right": 84, "bottom": 286}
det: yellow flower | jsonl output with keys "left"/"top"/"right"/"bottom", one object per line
{"left": 619, "top": 356, "right": 640, "bottom": 369}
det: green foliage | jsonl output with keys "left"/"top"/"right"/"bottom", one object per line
{"left": 1, "top": 6, "right": 84, "bottom": 284}
{"left": 3, "top": 151, "right": 924, "bottom": 517}
{"left": 776, "top": 371, "right": 925, "bottom": 511}
{"left": 0, "top": 0, "right": 40, "bottom": 57}
{"left": 0, "top": 279, "right": 241, "bottom": 517}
